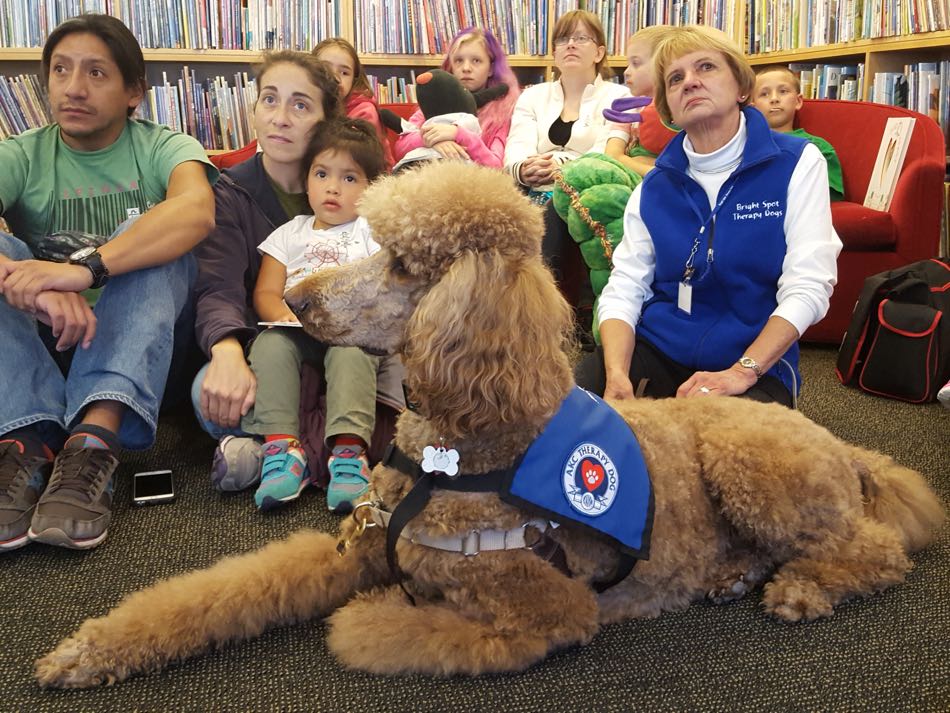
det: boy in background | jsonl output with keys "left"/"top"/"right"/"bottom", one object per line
{"left": 753, "top": 65, "right": 845, "bottom": 201}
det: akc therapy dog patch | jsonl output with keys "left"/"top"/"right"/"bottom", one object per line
{"left": 563, "top": 443, "right": 618, "bottom": 516}
{"left": 500, "top": 386, "right": 654, "bottom": 558}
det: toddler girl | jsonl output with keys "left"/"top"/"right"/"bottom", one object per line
{"left": 241, "top": 118, "right": 386, "bottom": 512}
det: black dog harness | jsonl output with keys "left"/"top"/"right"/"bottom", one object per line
{"left": 379, "top": 444, "right": 639, "bottom": 596}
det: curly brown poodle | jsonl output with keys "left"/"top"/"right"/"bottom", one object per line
{"left": 36, "top": 162, "right": 945, "bottom": 688}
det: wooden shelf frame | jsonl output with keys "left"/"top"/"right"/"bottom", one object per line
{"left": 745, "top": 29, "right": 950, "bottom": 65}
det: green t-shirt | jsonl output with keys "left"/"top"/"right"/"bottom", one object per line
{"left": 267, "top": 175, "right": 310, "bottom": 221}
{"left": 789, "top": 128, "right": 845, "bottom": 202}
{"left": 0, "top": 119, "right": 217, "bottom": 261}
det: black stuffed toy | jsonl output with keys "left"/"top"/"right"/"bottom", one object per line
{"left": 380, "top": 69, "right": 508, "bottom": 171}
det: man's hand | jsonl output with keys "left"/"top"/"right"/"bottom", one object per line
{"left": 201, "top": 340, "right": 257, "bottom": 429}
{"left": 33, "top": 290, "right": 97, "bottom": 351}
{"left": 0, "top": 260, "right": 93, "bottom": 311}
{"left": 422, "top": 124, "right": 459, "bottom": 147}
{"left": 431, "top": 141, "right": 470, "bottom": 161}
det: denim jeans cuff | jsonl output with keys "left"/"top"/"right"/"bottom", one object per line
{"left": 0, "top": 414, "right": 67, "bottom": 441}
{"left": 66, "top": 392, "right": 157, "bottom": 451}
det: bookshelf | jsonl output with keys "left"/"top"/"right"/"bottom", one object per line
{"left": 744, "top": 30, "right": 950, "bottom": 100}
{"left": 0, "top": 1, "right": 947, "bottom": 141}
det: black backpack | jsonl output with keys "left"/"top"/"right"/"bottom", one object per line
{"left": 836, "top": 258, "right": 950, "bottom": 403}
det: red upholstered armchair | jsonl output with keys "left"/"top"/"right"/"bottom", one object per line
{"left": 208, "top": 139, "right": 258, "bottom": 169}
{"left": 378, "top": 101, "right": 417, "bottom": 159}
{"left": 794, "top": 99, "right": 945, "bottom": 343}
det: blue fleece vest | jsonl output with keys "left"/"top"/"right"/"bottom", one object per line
{"left": 637, "top": 107, "right": 807, "bottom": 394}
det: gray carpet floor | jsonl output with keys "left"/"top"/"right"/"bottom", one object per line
{"left": 1, "top": 345, "right": 947, "bottom": 712}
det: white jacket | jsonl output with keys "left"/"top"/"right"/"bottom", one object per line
{"left": 504, "top": 75, "right": 630, "bottom": 187}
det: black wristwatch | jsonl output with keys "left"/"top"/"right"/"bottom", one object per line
{"left": 68, "top": 246, "right": 110, "bottom": 289}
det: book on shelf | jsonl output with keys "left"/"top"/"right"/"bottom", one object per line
{"left": 356, "top": 0, "right": 551, "bottom": 56}
{"left": 0, "top": 73, "right": 51, "bottom": 140}
{"left": 367, "top": 72, "right": 419, "bottom": 105}
{"left": 864, "top": 116, "right": 916, "bottom": 212}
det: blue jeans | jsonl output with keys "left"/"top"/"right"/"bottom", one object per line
{"left": 0, "top": 232, "right": 196, "bottom": 450}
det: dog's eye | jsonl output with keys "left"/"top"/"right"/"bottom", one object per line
{"left": 391, "top": 256, "right": 408, "bottom": 276}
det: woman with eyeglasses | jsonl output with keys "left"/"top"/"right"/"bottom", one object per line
{"left": 503, "top": 10, "right": 629, "bottom": 197}
{"left": 577, "top": 26, "right": 841, "bottom": 407}
{"left": 503, "top": 10, "right": 630, "bottom": 341}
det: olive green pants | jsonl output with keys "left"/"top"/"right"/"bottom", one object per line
{"left": 241, "top": 327, "right": 378, "bottom": 446}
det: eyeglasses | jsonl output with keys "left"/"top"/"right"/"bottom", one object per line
{"left": 553, "top": 34, "right": 595, "bottom": 47}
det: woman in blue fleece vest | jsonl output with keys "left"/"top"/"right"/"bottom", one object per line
{"left": 578, "top": 26, "right": 841, "bottom": 406}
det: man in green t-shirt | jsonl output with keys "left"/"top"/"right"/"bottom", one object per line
{"left": 0, "top": 14, "right": 218, "bottom": 551}
{"left": 753, "top": 66, "right": 845, "bottom": 201}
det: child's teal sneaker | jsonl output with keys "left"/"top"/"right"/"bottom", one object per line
{"left": 254, "top": 439, "right": 309, "bottom": 510}
{"left": 326, "top": 446, "right": 371, "bottom": 514}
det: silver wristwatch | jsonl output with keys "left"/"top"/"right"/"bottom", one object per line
{"left": 738, "top": 356, "right": 763, "bottom": 380}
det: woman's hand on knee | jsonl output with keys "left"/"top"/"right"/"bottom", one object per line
{"left": 202, "top": 342, "right": 257, "bottom": 428}
{"left": 678, "top": 366, "right": 755, "bottom": 398}
{"left": 604, "top": 372, "right": 635, "bottom": 402}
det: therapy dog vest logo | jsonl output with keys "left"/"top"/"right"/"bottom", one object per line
{"left": 499, "top": 386, "right": 654, "bottom": 558}
{"left": 563, "top": 443, "right": 618, "bottom": 516}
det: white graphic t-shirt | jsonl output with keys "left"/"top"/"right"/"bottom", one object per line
{"left": 258, "top": 214, "right": 379, "bottom": 292}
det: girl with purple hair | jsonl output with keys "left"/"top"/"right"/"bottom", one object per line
{"left": 393, "top": 28, "right": 521, "bottom": 168}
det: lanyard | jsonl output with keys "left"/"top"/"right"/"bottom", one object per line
{"left": 682, "top": 181, "right": 735, "bottom": 284}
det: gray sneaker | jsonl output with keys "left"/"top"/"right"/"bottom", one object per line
{"left": 0, "top": 441, "right": 52, "bottom": 551}
{"left": 211, "top": 435, "right": 264, "bottom": 492}
{"left": 29, "top": 446, "right": 118, "bottom": 550}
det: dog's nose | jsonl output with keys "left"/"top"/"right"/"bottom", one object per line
{"left": 284, "top": 291, "right": 310, "bottom": 317}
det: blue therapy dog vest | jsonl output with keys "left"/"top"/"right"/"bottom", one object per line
{"left": 638, "top": 107, "right": 807, "bottom": 394}
{"left": 501, "top": 386, "right": 653, "bottom": 558}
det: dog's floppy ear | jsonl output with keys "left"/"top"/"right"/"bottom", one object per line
{"left": 403, "top": 249, "right": 574, "bottom": 440}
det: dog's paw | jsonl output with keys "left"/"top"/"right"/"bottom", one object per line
{"left": 35, "top": 635, "right": 123, "bottom": 689}
{"left": 762, "top": 579, "right": 834, "bottom": 622}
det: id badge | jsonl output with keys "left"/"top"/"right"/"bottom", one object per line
{"left": 677, "top": 281, "right": 692, "bottom": 314}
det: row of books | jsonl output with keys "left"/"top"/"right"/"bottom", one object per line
{"left": 367, "top": 72, "right": 420, "bottom": 105}
{"left": 0, "top": 73, "right": 51, "bottom": 139}
{"left": 784, "top": 61, "right": 948, "bottom": 139}
{"left": 0, "top": 67, "right": 257, "bottom": 149}
{"left": 557, "top": 0, "right": 739, "bottom": 55}
{"left": 135, "top": 68, "right": 258, "bottom": 150}
{"left": 353, "top": 0, "right": 741, "bottom": 58}
{"left": 748, "top": 0, "right": 949, "bottom": 54}
{"left": 0, "top": 0, "right": 341, "bottom": 51}
{"left": 871, "top": 61, "right": 949, "bottom": 140}
{"left": 788, "top": 63, "right": 865, "bottom": 100}
{"left": 354, "top": 0, "right": 549, "bottom": 57}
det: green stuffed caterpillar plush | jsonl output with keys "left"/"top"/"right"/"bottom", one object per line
{"left": 552, "top": 97, "right": 679, "bottom": 343}
{"left": 552, "top": 152, "right": 642, "bottom": 310}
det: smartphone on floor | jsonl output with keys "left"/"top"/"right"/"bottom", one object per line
{"left": 132, "top": 469, "right": 175, "bottom": 505}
